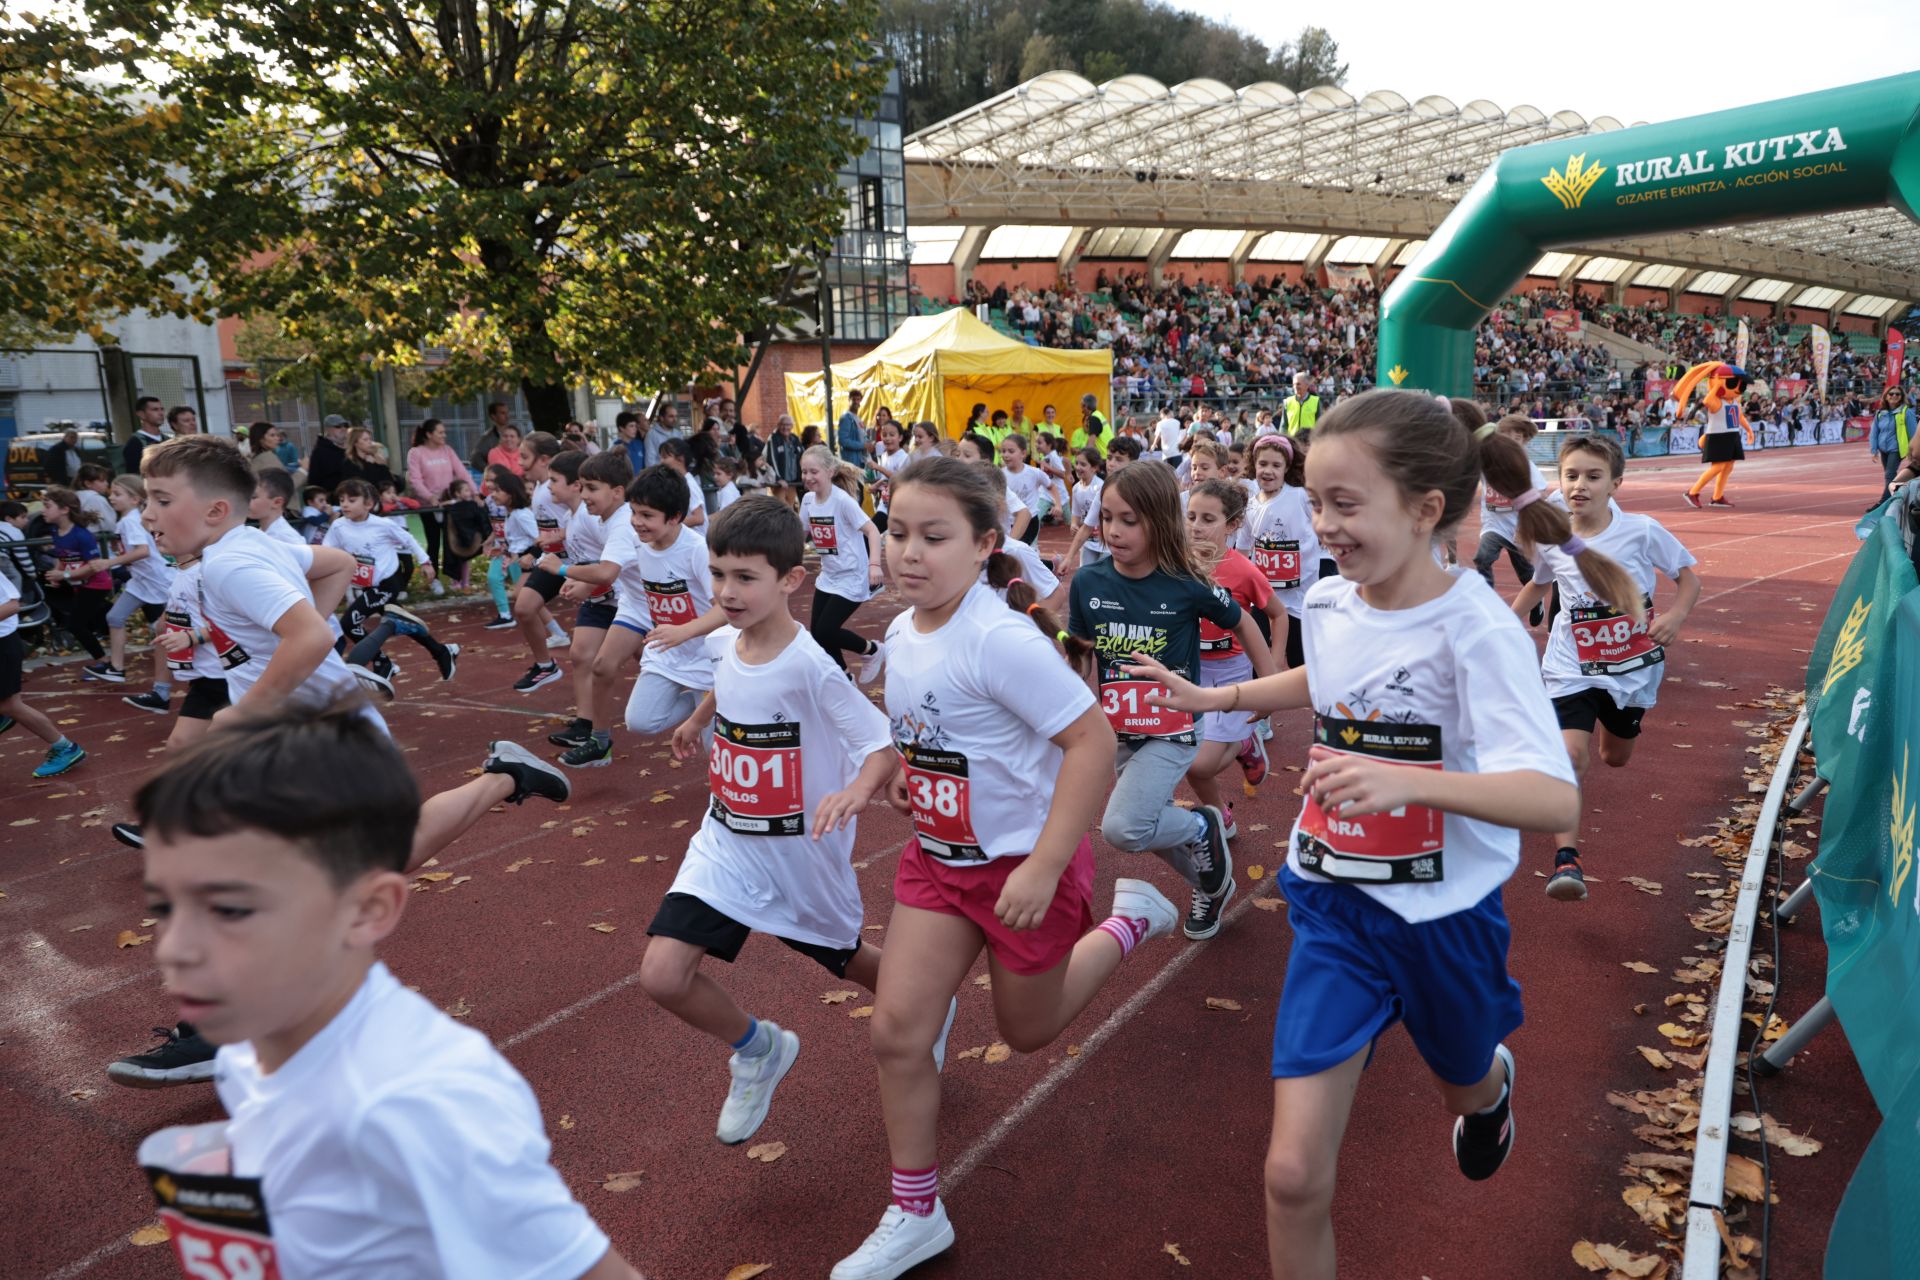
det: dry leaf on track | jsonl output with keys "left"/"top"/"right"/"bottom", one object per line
{"left": 116, "top": 930, "right": 152, "bottom": 948}
{"left": 1204, "top": 997, "right": 1243, "bottom": 1012}
{"left": 1621, "top": 961, "right": 1658, "bottom": 974}
{"left": 820, "top": 990, "right": 858, "bottom": 1004}
{"left": 724, "top": 1267, "right": 774, "bottom": 1280}
{"left": 9, "top": 817, "right": 38, "bottom": 827}
{"left": 1730, "top": 1112, "right": 1822, "bottom": 1155}
{"left": 1636, "top": 1046, "right": 1674, "bottom": 1070}
{"left": 1723, "top": 1153, "right": 1770, "bottom": 1202}
{"left": 588, "top": 922, "right": 617, "bottom": 934}
{"left": 746, "top": 1141, "right": 786, "bottom": 1163}
{"left": 129, "top": 1222, "right": 170, "bottom": 1246}
{"left": 1162, "top": 1242, "right": 1191, "bottom": 1266}
{"left": 1250, "top": 896, "right": 1285, "bottom": 911}
{"left": 954, "top": 1046, "right": 985, "bottom": 1060}
{"left": 1246, "top": 863, "right": 1265, "bottom": 880}
{"left": 849, "top": 1005, "right": 874, "bottom": 1018}
{"left": 1622, "top": 876, "right": 1664, "bottom": 895}
{"left": 600, "top": 1170, "right": 645, "bottom": 1192}
{"left": 415, "top": 871, "right": 453, "bottom": 883}
{"left": 983, "top": 1042, "right": 1012, "bottom": 1064}
{"left": 505, "top": 857, "right": 533, "bottom": 873}
{"left": 973, "top": 973, "right": 992, "bottom": 989}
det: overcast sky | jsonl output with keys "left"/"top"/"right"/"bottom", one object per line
{"left": 1190, "top": 0, "right": 1920, "bottom": 125}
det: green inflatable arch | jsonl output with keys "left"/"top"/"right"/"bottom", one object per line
{"left": 1378, "top": 73, "right": 1920, "bottom": 395}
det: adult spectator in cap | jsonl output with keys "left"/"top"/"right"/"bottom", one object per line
{"left": 122, "top": 396, "right": 167, "bottom": 475}
{"left": 306, "top": 414, "right": 352, "bottom": 496}
{"left": 1283, "top": 371, "right": 1321, "bottom": 436}
{"left": 468, "top": 400, "right": 513, "bottom": 471}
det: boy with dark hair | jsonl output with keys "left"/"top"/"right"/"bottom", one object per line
{"left": 133, "top": 704, "right": 639, "bottom": 1278}
{"left": 324, "top": 478, "right": 458, "bottom": 691}
{"left": 642, "top": 495, "right": 951, "bottom": 1145}
{"left": 1, "top": 560, "right": 87, "bottom": 775}
{"left": 249, "top": 468, "right": 304, "bottom": 546}
{"left": 74, "top": 462, "right": 117, "bottom": 528}
{"left": 621, "top": 464, "right": 725, "bottom": 742}
{"left": 655, "top": 437, "right": 707, "bottom": 531}
{"left": 510, "top": 442, "right": 583, "bottom": 691}
{"left": 541, "top": 449, "right": 633, "bottom": 765}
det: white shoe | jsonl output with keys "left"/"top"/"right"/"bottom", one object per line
{"left": 716, "top": 1023, "right": 799, "bottom": 1145}
{"left": 932, "top": 996, "right": 957, "bottom": 1072}
{"left": 1110, "top": 878, "right": 1179, "bottom": 943}
{"left": 859, "top": 639, "right": 888, "bottom": 686}
{"left": 546, "top": 630, "right": 571, "bottom": 649}
{"left": 428, "top": 578, "right": 445, "bottom": 597}
{"left": 831, "top": 1200, "right": 956, "bottom": 1280}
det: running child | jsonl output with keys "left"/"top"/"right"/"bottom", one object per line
{"left": 1069, "top": 460, "right": 1260, "bottom": 940}
{"left": 1244, "top": 433, "right": 1318, "bottom": 667}
{"left": 656, "top": 436, "right": 708, "bottom": 531}
{"left": 0, "top": 567, "right": 87, "bottom": 776}
{"left": 1508, "top": 433, "right": 1699, "bottom": 900}
{"left": 640, "top": 495, "right": 928, "bottom": 1147}
{"left": 1471, "top": 415, "right": 1547, "bottom": 616}
{"left": 873, "top": 419, "right": 910, "bottom": 534}
{"left": 85, "top": 475, "right": 175, "bottom": 695}
{"left": 997, "top": 433, "right": 1048, "bottom": 545}
{"left": 621, "top": 464, "right": 723, "bottom": 742}
{"left": 1064, "top": 446, "right": 1108, "bottom": 568}
{"left": 38, "top": 486, "right": 116, "bottom": 666}
{"left": 510, "top": 446, "right": 587, "bottom": 692}
{"left": 482, "top": 466, "right": 536, "bottom": 630}
{"left": 132, "top": 704, "right": 640, "bottom": 1279}
{"left": 1063, "top": 435, "right": 1143, "bottom": 569}
{"left": 833, "top": 456, "right": 1180, "bottom": 1280}
{"left": 324, "top": 478, "right": 458, "bottom": 690}
{"left": 1125, "top": 389, "right": 1639, "bottom": 1280}
{"left": 250, "top": 469, "right": 306, "bottom": 546}
{"left": 799, "top": 444, "right": 886, "bottom": 680}
{"left": 1183, "top": 477, "right": 1282, "bottom": 886}
{"left": 539, "top": 450, "right": 634, "bottom": 766}
{"left": 710, "top": 456, "right": 742, "bottom": 516}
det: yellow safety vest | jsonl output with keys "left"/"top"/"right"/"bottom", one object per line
{"left": 1284, "top": 395, "right": 1320, "bottom": 434}
{"left": 1894, "top": 406, "right": 1913, "bottom": 457}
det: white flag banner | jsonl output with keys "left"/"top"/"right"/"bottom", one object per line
{"left": 1735, "top": 318, "right": 1751, "bottom": 369}
{"left": 1811, "top": 324, "right": 1832, "bottom": 404}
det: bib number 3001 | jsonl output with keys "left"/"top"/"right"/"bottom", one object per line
{"left": 1569, "top": 598, "right": 1661, "bottom": 676}
{"left": 900, "top": 744, "right": 986, "bottom": 862}
{"left": 709, "top": 717, "right": 804, "bottom": 836}
{"left": 1295, "top": 716, "right": 1445, "bottom": 884}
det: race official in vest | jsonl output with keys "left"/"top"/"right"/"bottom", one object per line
{"left": 1870, "top": 385, "right": 1913, "bottom": 504}
{"left": 1283, "top": 372, "right": 1321, "bottom": 436}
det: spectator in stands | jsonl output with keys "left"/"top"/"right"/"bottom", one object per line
{"left": 486, "top": 423, "right": 525, "bottom": 476}
{"left": 306, "top": 414, "right": 352, "bottom": 495}
{"left": 247, "top": 422, "right": 290, "bottom": 477}
{"left": 1283, "top": 372, "right": 1321, "bottom": 435}
{"left": 122, "top": 396, "right": 167, "bottom": 475}
{"left": 1072, "top": 393, "right": 1108, "bottom": 450}
{"left": 342, "top": 427, "right": 399, "bottom": 495}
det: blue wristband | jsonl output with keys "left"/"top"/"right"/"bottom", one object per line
{"left": 558, "top": 563, "right": 568, "bottom": 579}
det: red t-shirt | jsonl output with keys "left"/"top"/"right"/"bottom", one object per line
{"left": 1199, "top": 550, "right": 1271, "bottom": 659}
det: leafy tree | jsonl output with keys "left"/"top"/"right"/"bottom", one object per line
{"left": 41, "top": 1, "right": 884, "bottom": 430}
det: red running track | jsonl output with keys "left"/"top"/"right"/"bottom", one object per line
{"left": 0, "top": 442, "right": 1881, "bottom": 1279}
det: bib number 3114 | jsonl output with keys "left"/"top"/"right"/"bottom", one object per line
{"left": 1100, "top": 679, "right": 1193, "bottom": 739}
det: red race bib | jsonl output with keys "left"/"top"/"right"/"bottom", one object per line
{"left": 1295, "top": 717, "right": 1446, "bottom": 885}
{"left": 349, "top": 554, "right": 376, "bottom": 589}
{"left": 709, "top": 717, "right": 804, "bottom": 836}
{"left": 1099, "top": 678, "right": 1194, "bottom": 739}
{"left": 900, "top": 744, "right": 986, "bottom": 862}
{"left": 161, "top": 607, "right": 198, "bottom": 674}
{"left": 1253, "top": 538, "right": 1301, "bottom": 590}
{"left": 204, "top": 622, "right": 250, "bottom": 671}
{"left": 141, "top": 1123, "right": 282, "bottom": 1280}
{"left": 489, "top": 517, "right": 506, "bottom": 554}
{"left": 643, "top": 578, "right": 696, "bottom": 625}
{"left": 808, "top": 515, "right": 839, "bottom": 555}
{"left": 536, "top": 517, "right": 565, "bottom": 552}
{"left": 1569, "top": 599, "right": 1661, "bottom": 676}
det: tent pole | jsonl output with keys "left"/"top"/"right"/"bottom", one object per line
{"left": 818, "top": 250, "right": 837, "bottom": 458}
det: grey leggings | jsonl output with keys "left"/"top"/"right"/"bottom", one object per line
{"left": 1100, "top": 737, "right": 1208, "bottom": 890}
{"left": 625, "top": 669, "right": 710, "bottom": 742}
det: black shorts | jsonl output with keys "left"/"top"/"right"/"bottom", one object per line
{"left": 647, "top": 891, "right": 860, "bottom": 976}
{"left": 178, "top": 677, "right": 231, "bottom": 721}
{"left": 0, "top": 632, "right": 22, "bottom": 701}
{"left": 522, "top": 567, "right": 565, "bottom": 603}
{"left": 576, "top": 598, "right": 617, "bottom": 631}
{"left": 1552, "top": 688, "right": 1646, "bottom": 740}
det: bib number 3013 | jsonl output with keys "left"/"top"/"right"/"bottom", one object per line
{"left": 1295, "top": 717, "right": 1445, "bottom": 885}
{"left": 1253, "top": 539, "right": 1301, "bottom": 590}
{"left": 900, "top": 744, "right": 986, "bottom": 862}
{"left": 1100, "top": 679, "right": 1193, "bottom": 739}
{"left": 709, "top": 716, "right": 804, "bottom": 836}
{"left": 1569, "top": 598, "right": 1661, "bottom": 676}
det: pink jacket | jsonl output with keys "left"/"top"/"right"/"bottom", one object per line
{"left": 406, "top": 443, "right": 465, "bottom": 503}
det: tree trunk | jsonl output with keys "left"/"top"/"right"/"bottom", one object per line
{"left": 521, "top": 379, "right": 572, "bottom": 435}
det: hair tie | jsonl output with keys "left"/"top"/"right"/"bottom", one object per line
{"left": 1473, "top": 421, "right": 1499, "bottom": 440}
{"left": 1055, "top": 630, "right": 1070, "bottom": 645}
{"left": 1026, "top": 602, "right": 1044, "bottom": 616}
{"left": 1509, "top": 488, "right": 1542, "bottom": 512}
{"left": 1253, "top": 432, "right": 1293, "bottom": 460}
{"left": 1007, "top": 577, "right": 1024, "bottom": 587}
{"left": 1562, "top": 534, "right": 1588, "bottom": 556}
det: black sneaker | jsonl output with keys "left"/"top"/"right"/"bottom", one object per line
{"left": 123, "top": 690, "right": 171, "bottom": 714}
{"left": 351, "top": 664, "right": 395, "bottom": 701}
{"left": 483, "top": 615, "right": 517, "bottom": 630}
{"left": 1183, "top": 872, "right": 1237, "bottom": 940}
{"left": 1187, "top": 805, "right": 1233, "bottom": 899}
{"left": 1528, "top": 602, "right": 1545, "bottom": 628}
{"left": 547, "top": 717, "right": 593, "bottom": 747}
{"left": 111, "top": 822, "right": 144, "bottom": 849}
{"left": 559, "top": 735, "right": 613, "bottom": 769}
{"left": 107, "top": 1023, "right": 216, "bottom": 1089}
{"left": 0, "top": 714, "right": 13, "bottom": 736}
{"left": 434, "top": 642, "right": 460, "bottom": 682}
{"left": 513, "top": 661, "right": 563, "bottom": 693}
{"left": 83, "top": 661, "right": 127, "bottom": 683}
{"left": 1545, "top": 848, "right": 1587, "bottom": 901}
{"left": 484, "top": 739, "right": 571, "bottom": 805}
{"left": 1452, "top": 1044, "right": 1516, "bottom": 1180}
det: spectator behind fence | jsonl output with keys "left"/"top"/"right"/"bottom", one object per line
{"left": 307, "top": 415, "right": 352, "bottom": 496}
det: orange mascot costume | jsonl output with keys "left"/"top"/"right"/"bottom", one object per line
{"left": 1675, "top": 361, "right": 1752, "bottom": 508}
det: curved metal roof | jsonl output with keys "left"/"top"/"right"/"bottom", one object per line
{"left": 905, "top": 72, "right": 1919, "bottom": 309}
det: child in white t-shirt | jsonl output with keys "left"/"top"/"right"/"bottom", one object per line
{"left": 540, "top": 450, "right": 635, "bottom": 766}
{"left": 324, "top": 478, "right": 457, "bottom": 692}
{"left": 0, "top": 569, "right": 88, "bottom": 777}
{"left": 1129, "top": 390, "right": 1645, "bottom": 1273}
{"left": 798, "top": 444, "right": 884, "bottom": 681}
{"left": 1509, "top": 433, "right": 1699, "bottom": 901}
{"left": 133, "top": 703, "right": 639, "bottom": 1280}
{"left": 710, "top": 456, "right": 742, "bottom": 516}
{"left": 250, "top": 468, "right": 307, "bottom": 546}
{"left": 85, "top": 475, "right": 177, "bottom": 695}
{"left": 620, "top": 465, "right": 726, "bottom": 740}
{"left": 641, "top": 495, "right": 928, "bottom": 1147}
{"left": 657, "top": 437, "right": 707, "bottom": 531}
{"left": 509, "top": 436, "right": 582, "bottom": 692}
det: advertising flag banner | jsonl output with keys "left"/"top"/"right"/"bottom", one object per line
{"left": 1811, "top": 324, "right": 1832, "bottom": 403}
{"left": 1735, "top": 318, "right": 1751, "bottom": 368}
{"left": 1888, "top": 328, "right": 1905, "bottom": 389}
{"left": 1544, "top": 309, "right": 1583, "bottom": 336}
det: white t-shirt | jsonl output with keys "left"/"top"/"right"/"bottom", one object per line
{"left": 711, "top": 481, "right": 740, "bottom": 515}
{"left": 801, "top": 487, "right": 872, "bottom": 602}
{"left": 529, "top": 482, "right": 570, "bottom": 556}
{"left": 198, "top": 963, "right": 609, "bottom": 1280}
{"left": 1532, "top": 511, "right": 1696, "bottom": 709}
{"left": 597, "top": 519, "right": 653, "bottom": 628}
{"left": 637, "top": 525, "right": 716, "bottom": 688}
{"left": 159, "top": 561, "right": 226, "bottom": 682}
{"left": 501, "top": 508, "right": 538, "bottom": 556}
{"left": 79, "top": 487, "right": 115, "bottom": 530}
{"left": 684, "top": 474, "right": 707, "bottom": 528}
{"left": 1001, "top": 463, "right": 1047, "bottom": 515}
{"left": 199, "top": 524, "right": 364, "bottom": 707}
{"left": 985, "top": 535, "right": 1059, "bottom": 600}
{"left": 998, "top": 484, "right": 1030, "bottom": 537}
{"left": 263, "top": 516, "right": 306, "bottom": 547}
{"left": 1072, "top": 477, "right": 1107, "bottom": 555}
{"left": 0, "top": 570, "right": 16, "bottom": 639}
{"left": 1288, "top": 571, "right": 1575, "bottom": 922}
{"left": 884, "top": 583, "right": 1094, "bottom": 864}
{"left": 324, "top": 517, "right": 425, "bottom": 591}
{"left": 1154, "top": 415, "right": 1184, "bottom": 456}
{"left": 674, "top": 626, "right": 893, "bottom": 947}
{"left": 1245, "top": 484, "right": 1320, "bottom": 616}
{"left": 118, "top": 509, "right": 176, "bottom": 604}
{"left": 1480, "top": 462, "right": 1549, "bottom": 542}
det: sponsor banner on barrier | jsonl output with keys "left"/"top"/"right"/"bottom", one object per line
{"left": 1324, "top": 263, "right": 1371, "bottom": 290}
{"left": 1544, "top": 309, "right": 1583, "bottom": 336}
{"left": 1667, "top": 424, "right": 1701, "bottom": 452}
{"left": 1844, "top": 415, "right": 1871, "bottom": 443}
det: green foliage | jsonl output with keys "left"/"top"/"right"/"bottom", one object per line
{"left": 39, "top": 1, "right": 884, "bottom": 428}
{"left": 878, "top": 0, "right": 1347, "bottom": 131}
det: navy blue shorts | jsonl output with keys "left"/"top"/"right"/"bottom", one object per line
{"left": 1270, "top": 864, "right": 1522, "bottom": 1086}
{"left": 576, "top": 598, "right": 617, "bottom": 631}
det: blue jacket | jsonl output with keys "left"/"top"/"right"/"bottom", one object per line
{"left": 1870, "top": 407, "right": 1912, "bottom": 455}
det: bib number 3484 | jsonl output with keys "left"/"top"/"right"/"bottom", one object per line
{"left": 1569, "top": 599, "right": 1661, "bottom": 676}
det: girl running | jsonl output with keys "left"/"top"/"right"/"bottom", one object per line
{"left": 1069, "top": 461, "right": 1264, "bottom": 941}
{"left": 835, "top": 456, "right": 1179, "bottom": 1280}
{"left": 1244, "top": 433, "right": 1317, "bottom": 666}
{"left": 85, "top": 475, "right": 176, "bottom": 689}
{"left": 1065, "top": 447, "right": 1107, "bottom": 568}
{"left": 38, "top": 486, "right": 114, "bottom": 665}
{"left": 997, "top": 434, "right": 1048, "bottom": 545}
{"left": 954, "top": 434, "right": 1030, "bottom": 542}
{"left": 1509, "top": 433, "right": 1698, "bottom": 899}
{"left": 873, "top": 419, "right": 910, "bottom": 534}
{"left": 907, "top": 421, "right": 945, "bottom": 462}
{"left": 482, "top": 466, "right": 535, "bottom": 630}
{"left": 324, "top": 478, "right": 459, "bottom": 688}
{"left": 799, "top": 444, "right": 885, "bottom": 681}
{"left": 1184, "top": 478, "right": 1283, "bottom": 883}
{"left": 1127, "top": 388, "right": 1639, "bottom": 1280}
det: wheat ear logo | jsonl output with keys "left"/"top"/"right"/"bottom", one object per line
{"left": 1542, "top": 153, "right": 1606, "bottom": 210}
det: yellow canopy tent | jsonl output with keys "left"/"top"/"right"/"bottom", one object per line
{"left": 784, "top": 307, "right": 1113, "bottom": 440}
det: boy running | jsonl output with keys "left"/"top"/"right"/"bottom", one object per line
{"left": 511, "top": 445, "right": 585, "bottom": 692}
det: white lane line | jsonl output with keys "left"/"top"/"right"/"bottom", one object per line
{"left": 44, "top": 1233, "right": 135, "bottom": 1280}
{"left": 500, "top": 969, "right": 651, "bottom": 1050}
{"left": 1696, "top": 550, "right": 1856, "bottom": 608}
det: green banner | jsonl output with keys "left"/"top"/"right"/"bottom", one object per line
{"left": 1806, "top": 517, "right": 1919, "bottom": 779}
{"left": 1820, "top": 588, "right": 1920, "bottom": 1278}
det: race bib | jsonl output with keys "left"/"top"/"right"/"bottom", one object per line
{"left": 1253, "top": 538, "right": 1301, "bottom": 590}
{"left": 140, "top": 1122, "right": 282, "bottom": 1280}
{"left": 489, "top": 517, "right": 506, "bottom": 554}
{"left": 536, "top": 516, "right": 565, "bottom": 552}
{"left": 900, "top": 744, "right": 985, "bottom": 862}
{"left": 1295, "top": 716, "right": 1445, "bottom": 884}
{"left": 1569, "top": 598, "right": 1661, "bottom": 676}
{"left": 708, "top": 717, "right": 804, "bottom": 835}
{"left": 350, "top": 553, "right": 376, "bottom": 589}
{"left": 1198, "top": 631, "right": 1236, "bottom": 655}
{"left": 643, "top": 578, "right": 696, "bottom": 625}
{"left": 205, "top": 622, "right": 249, "bottom": 671}
{"left": 161, "top": 608, "right": 198, "bottom": 674}
{"left": 808, "top": 515, "right": 838, "bottom": 555}
{"left": 1099, "top": 678, "right": 1195, "bottom": 740}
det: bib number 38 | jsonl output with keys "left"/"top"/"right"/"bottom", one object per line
{"left": 900, "top": 745, "right": 986, "bottom": 862}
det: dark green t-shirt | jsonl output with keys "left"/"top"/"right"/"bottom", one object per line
{"left": 1069, "top": 559, "right": 1241, "bottom": 745}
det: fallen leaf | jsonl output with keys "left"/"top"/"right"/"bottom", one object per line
{"left": 1724, "top": 1153, "right": 1769, "bottom": 1202}
{"left": 1250, "top": 896, "right": 1285, "bottom": 911}
{"left": 1066, "top": 1044, "right": 1081, "bottom": 1056}
{"left": 445, "top": 997, "right": 472, "bottom": 1019}
{"left": 9, "top": 817, "right": 38, "bottom": 827}
{"left": 601, "top": 1170, "right": 645, "bottom": 1192}
{"left": 1621, "top": 961, "right": 1658, "bottom": 974}
{"left": 973, "top": 973, "right": 992, "bottom": 989}
{"left": 580, "top": 857, "right": 604, "bottom": 866}
{"left": 983, "top": 1042, "right": 1012, "bottom": 1064}
{"left": 1204, "top": 997, "right": 1243, "bottom": 1012}
{"left": 540, "top": 819, "right": 560, "bottom": 829}
{"left": 415, "top": 871, "right": 453, "bottom": 883}
{"left": 746, "top": 1141, "right": 786, "bottom": 1163}
{"left": 116, "top": 930, "right": 153, "bottom": 948}
{"left": 588, "top": 922, "right": 617, "bottom": 934}
{"left": 1163, "top": 1241, "right": 1192, "bottom": 1267}
{"left": 1622, "top": 876, "right": 1664, "bottom": 895}
{"left": 505, "top": 857, "right": 533, "bottom": 873}
{"left": 129, "top": 1222, "right": 170, "bottom": 1246}
{"left": 1246, "top": 863, "right": 1265, "bottom": 880}
{"left": 69, "top": 1088, "right": 96, "bottom": 1100}
{"left": 572, "top": 827, "right": 592, "bottom": 837}
{"left": 1636, "top": 1046, "right": 1674, "bottom": 1070}
{"left": 724, "top": 1267, "right": 774, "bottom": 1280}
{"left": 1633, "top": 1003, "right": 1648, "bottom": 1015}
{"left": 140, "top": 917, "right": 157, "bottom": 927}
{"left": 819, "top": 990, "right": 859, "bottom": 1005}
{"left": 671, "top": 819, "right": 689, "bottom": 829}
{"left": 68, "top": 924, "right": 94, "bottom": 932}
{"left": 558, "top": 1114, "right": 575, "bottom": 1130}
{"left": 1730, "top": 1112, "right": 1822, "bottom": 1155}
{"left": 1658, "top": 1022, "right": 1703, "bottom": 1047}
{"left": 954, "top": 1046, "right": 985, "bottom": 1060}
{"left": 849, "top": 1006, "right": 873, "bottom": 1018}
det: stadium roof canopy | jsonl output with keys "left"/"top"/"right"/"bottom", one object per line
{"left": 903, "top": 71, "right": 1918, "bottom": 318}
